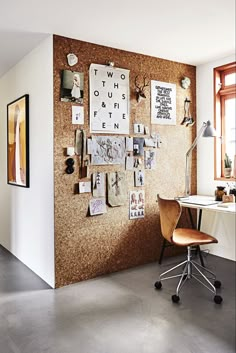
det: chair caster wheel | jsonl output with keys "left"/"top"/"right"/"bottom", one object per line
{"left": 172, "top": 294, "right": 180, "bottom": 303}
{"left": 154, "top": 281, "right": 162, "bottom": 290}
{"left": 214, "top": 295, "right": 223, "bottom": 304}
{"left": 214, "top": 280, "right": 221, "bottom": 289}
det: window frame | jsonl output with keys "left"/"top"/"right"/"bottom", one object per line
{"left": 214, "top": 62, "right": 236, "bottom": 180}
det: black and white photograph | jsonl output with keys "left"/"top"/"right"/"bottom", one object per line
{"left": 133, "top": 137, "right": 144, "bottom": 156}
{"left": 134, "top": 170, "right": 145, "bottom": 186}
{"left": 61, "top": 70, "right": 84, "bottom": 103}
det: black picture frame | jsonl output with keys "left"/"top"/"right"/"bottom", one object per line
{"left": 7, "top": 94, "right": 29, "bottom": 187}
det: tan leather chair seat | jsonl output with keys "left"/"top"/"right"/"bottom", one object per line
{"left": 172, "top": 228, "right": 218, "bottom": 247}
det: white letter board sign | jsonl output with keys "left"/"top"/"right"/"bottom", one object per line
{"left": 89, "top": 64, "right": 130, "bottom": 134}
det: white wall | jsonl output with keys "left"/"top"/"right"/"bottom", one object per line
{"left": 197, "top": 54, "right": 235, "bottom": 261}
{"left": 0, "top": 36, "right": 55, "bottom": 286}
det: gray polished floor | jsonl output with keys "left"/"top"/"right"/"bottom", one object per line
{"left": 0, "top": 245, "right": 235, "bottom": 353}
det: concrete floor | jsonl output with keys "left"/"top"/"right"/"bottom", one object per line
{"left": 0, "top": 245, "right": 235, "bottom": 353}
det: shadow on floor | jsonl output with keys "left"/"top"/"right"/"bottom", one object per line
{"left": 0, "top": 245, "right": 51, "bottom": 293}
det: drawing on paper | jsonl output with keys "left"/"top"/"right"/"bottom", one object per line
{"left": 91, "top": 136, "right": 125, "bottom": 165}
{"left": 129, "top": 190, "right": 145, "bottom": 219}
{"left": 134, "top": 170, "right": 145, "bottom": 186}
{"left": 144, "top": 150, "right": 156, "bottom": 169}
{"left": 92, "top": 172, "right": 105, "bottom": 197}
{"left": 107, "top": 172, "right": 127, "bottom": 207}
{"left": 89, "top": 198, "right": 107, "bottom": 216}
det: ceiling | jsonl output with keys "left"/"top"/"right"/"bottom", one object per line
{"left": 0, "top": 0, "right": 235, "bottom": 78}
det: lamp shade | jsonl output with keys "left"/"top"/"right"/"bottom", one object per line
{"left": 202, "top": 120, "right": 217, "bottom": 137}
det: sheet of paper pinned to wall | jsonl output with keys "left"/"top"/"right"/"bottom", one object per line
{"left": 107, "top": 172, "right": 127, "bottom": 207}
{"left": 144, "top": 150, "right": 156, "bottom": 169}
{"left": 91, "top": 136, "right": 126, "bottom": 165}
{"left": 92, "top": 172, "right": 105, "bottom": 198}
{"left": 125, "top": 137, "right": 133, "bottom": 152}
{"left": 72, "top": 106, "right": 84, "bottom": 124}
{"left": 151, "top": 80, "right": 176, "bottom": 125}
{"left": 126, "top": 155, "right": 134, "bottom": 170}
{"left": 89, "top": 63, "right": 130, "bottom": 134}
{"left": 134, "top": 170, "right": 145, "bottom": 186}
{"left": 133, "top": 137, "right": 144, "bottom": 156}
{"left": 89, "top": 198, "right": 107, "bottom": 216}
{"left": 129, "top": 190, "right": 145, "bottom": 219}
{"left": 79, "top": 181, "right": 91, "bottom": 193}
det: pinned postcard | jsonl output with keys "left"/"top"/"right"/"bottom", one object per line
{"left": 89, "top": 198, "right": 107, "bottom": 216}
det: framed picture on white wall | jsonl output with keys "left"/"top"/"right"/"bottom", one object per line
{"left": 7, "top": 94, "right": 29, "bottom": 188}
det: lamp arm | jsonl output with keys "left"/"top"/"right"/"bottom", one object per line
{"left": 186, "top": 123, "right": 206, "bottom": 157}
{"left": 185, "top": 122, "right": 206, "bottom": 196}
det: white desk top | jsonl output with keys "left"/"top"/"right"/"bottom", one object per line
{"left": 177, "top": 195, "right": 236, "bottom": 215}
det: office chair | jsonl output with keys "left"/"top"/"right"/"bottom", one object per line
{"left": 155, "top": 195, "right": 223, "bottom": 304}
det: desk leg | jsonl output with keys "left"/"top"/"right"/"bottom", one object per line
{"left": 187, "top": 208, "right": 205, "bottom": 267}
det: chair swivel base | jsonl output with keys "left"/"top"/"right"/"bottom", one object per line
{"left": 155, "top": 246, "right": 223, "bottom": 304}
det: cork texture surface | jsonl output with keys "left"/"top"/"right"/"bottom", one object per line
{"left": 53, "top": 35, "right": 196, "bottom": 288}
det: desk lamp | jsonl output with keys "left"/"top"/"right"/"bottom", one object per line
{"left": 185, "top": 120, "right": 216, "bottom": 197}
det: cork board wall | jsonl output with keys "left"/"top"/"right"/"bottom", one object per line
{"left": 53, "top": 35, "right": 196, "bottom": 288}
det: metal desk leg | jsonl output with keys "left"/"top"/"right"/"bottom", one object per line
{"left": 187, "top": 208, "right": 205, "bottom": 267}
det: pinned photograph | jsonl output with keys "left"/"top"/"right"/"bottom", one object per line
{"left": 133, "top": 137, "right": 144, "bottom": 156}
{"left": 72, "top": 106, "right": 84, "bottom": 124}
{"left": 135, "top": 170, "right": 145, "bottom": 186}
{"left": 129, "top": 190, "right": 145, "bottom": 219}
{"left": 61, "top": 70, "right": 84, "bottom": 103}
{"left": 144, "top": 150, "right": 156, "bottom": 169}
{"left": 126, "top": 155, "right": 134, "bottom": 170}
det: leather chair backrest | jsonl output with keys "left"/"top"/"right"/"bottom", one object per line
{"left": 157, "top": 195, "right": 182, "bottom": 243}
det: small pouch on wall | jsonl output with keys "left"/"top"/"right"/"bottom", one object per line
{"left": 107, "top": 171, "right": 126, "bottom": 207}
{"left": 75, "top": 129, "right": 83, "bottom": 156}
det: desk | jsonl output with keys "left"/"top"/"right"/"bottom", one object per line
{"left": 179, "top": 195, "right": 236, "bottom": 263}
{"left": 179, "top": 195, "right": 236, "bottom": 229}
{"left": 158, "top": 195, "right": 236, "bottom": 265}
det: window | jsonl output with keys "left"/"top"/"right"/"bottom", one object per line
{"left": 214, "top": 62, "right": 236, "bottom": 179}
